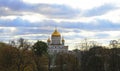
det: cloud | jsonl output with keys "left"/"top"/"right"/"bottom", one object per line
{"left": 0, "top": 18, "right": 32, "bottom": 27}
{"left": 38, "top": 4, "right": 80, "bottom": 18}
{"left": 0, "top": 26, "right": 50, "bottom": 42}
{"left": 0, "top": 0, "right": 80, "bottom": 19}
{"left": 1, "top": 18, "right": 120, "bottom": 31}
{"left": 95, "top": 33, "right": 110, "bottom": 38}
{"left": 83, "top": 4, "right": 119, "bottom": 17}
{"left": 55, "top": 19, "right": 120, "bottom": 31}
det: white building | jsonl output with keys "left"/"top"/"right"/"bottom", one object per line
{"left": 47, "top": 29, "right": 68, "bottom": 54}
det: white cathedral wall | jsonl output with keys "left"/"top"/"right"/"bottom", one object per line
{"left": 48, "top": 45, "right": 68, "bottom": 54}
{"left": 47, "top": 34, "right": 67, "bottom": 54}
{"left": 51, "top": 36, "right": 61, "bottom": 44}
{"left": 48, "top": 48, "right": 68, "bottom": 54}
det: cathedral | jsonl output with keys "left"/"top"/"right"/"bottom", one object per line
{"left": 47, "top": 29, "right": 68, "bottom": 54}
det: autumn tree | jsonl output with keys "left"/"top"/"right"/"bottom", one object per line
{"left": 55, "top": 52, "right": 80, "bottom": 71}
{"left": 81, "top": 46, "right": 106, "bottom": 71}
{"left": 108, "top": 48, "right": 120, "bottom": 71}
{"left": 0, "top": 43, "right": 17, "bottom": 71}
{"left": 9, "top": 38, "right": 32, "bottom": 71}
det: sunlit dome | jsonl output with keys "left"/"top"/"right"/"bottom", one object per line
{"left": 52, "top": 29, "right": 61, "bottom": 37}
{"left": 47, "top": 38, "right": 51, "bottom": 42}
{"left": 62, "top": 38, "right": 65, "bottom": 42}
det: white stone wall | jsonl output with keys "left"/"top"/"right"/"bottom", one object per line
{"left": 51, "top": 36, "right": 61, "bottom": 44}
{"left": 48, "top": 45, "right": 68, "bottom": 54}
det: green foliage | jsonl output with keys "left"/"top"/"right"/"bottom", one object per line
{"left": 32, "top": 41, "right": 48, "bottom": 56}
{"left": 32, "top": 41, "right": 48, "bottom": 71}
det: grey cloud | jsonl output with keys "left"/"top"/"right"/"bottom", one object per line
{"left": 0, "top": 0, "right": 80, "bottom": 19}
{"left": 15, "top": 27, "right": 53, "bottom": 35}
{"left": 83, "top": 4, "right": 119, "bottom": 17}
{"left": 0, "top": 18, "right": 57, "bottom": 28}
{"left": 0, "top": 0, "right": 119, "bottom": 19}
{"left": 1, "top": 18, "right": 120, "bottom": 33}
{"left": 57, "top": 19, "right": 120, "bottom": 31}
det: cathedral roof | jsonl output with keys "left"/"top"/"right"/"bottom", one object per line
{"left": 52, "top": 29, "right": 61, "bottom": 37}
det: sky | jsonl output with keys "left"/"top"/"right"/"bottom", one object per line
{"left": 0, "top": 0, "right": 120, "bottom": 50}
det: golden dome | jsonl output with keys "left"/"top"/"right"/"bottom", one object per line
{"left": 62, "top": 38, "right": 65, "bottom": 42}
{"left": 47, "top": 38, "right": 50, "bottom": 42}
{"left": 52, "top": 29, "right": 61, "bottom": 37}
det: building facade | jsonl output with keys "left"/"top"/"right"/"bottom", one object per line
{"left": 47, "top": 29, "right": 68, "bottom": 54}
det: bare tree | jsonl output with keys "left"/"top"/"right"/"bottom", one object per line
{"left": 9, "top": 38, "right": 32, "bottom": 71}
{"left": 109, "top": 40, "right": 118, "bottom": 48}
{"left": 76, "top": 38, "right": 99, "bottom": 51}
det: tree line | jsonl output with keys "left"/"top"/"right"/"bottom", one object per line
{"left": 0, "top": 38, "right": 120, "bottom": 71}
